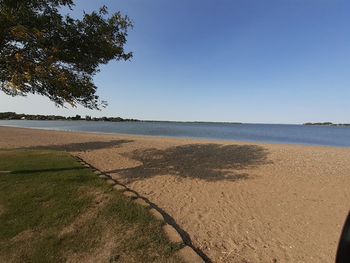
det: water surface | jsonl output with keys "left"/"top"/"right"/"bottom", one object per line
{"left": 0, "top": 120, "right": 349, "bottom": 147}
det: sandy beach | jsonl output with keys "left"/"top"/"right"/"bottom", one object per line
{"left": 0, "top": 126, "right": 349, "bottom": 263}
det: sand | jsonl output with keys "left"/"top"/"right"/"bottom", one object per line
{"left": 0, "top": 126, "right": 349, "bottom": 263}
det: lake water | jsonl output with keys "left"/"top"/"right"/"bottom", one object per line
{"left": 0, "top": 120, "right": 349, "bottom": 147}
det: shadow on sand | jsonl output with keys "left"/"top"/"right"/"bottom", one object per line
{"left": 24, "top": 140, "right": 133, "bottom": 152}
{"left": 106, "top": 143, "right": 270, "bottom": 182}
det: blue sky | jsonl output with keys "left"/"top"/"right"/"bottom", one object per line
{"left": 1, "top": 0, "right": 349, "bottom": 124}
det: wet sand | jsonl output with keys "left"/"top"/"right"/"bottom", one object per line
{"left": 0, "top": 126, "right": 349, "bottom": 262}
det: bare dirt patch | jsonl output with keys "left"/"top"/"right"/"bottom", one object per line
{"left": 66, "top": 226, "right": 119, "bottom": 263}
{"left": 11, "top": 229, "right": 35, "bottom": 243}
{"left": 59, "top": 187, "right": 111, "bottom": 238}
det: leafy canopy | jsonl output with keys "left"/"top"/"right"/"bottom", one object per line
{"left": 0, "top": 0, "right": 132, "bottom": 109}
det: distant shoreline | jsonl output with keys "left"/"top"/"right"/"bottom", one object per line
{"left": 0, "top": 112, "right": 139, "bottom": 122}
{"left": 1, "top": 112, "right": 350, "bottom": 127}
{"left": 303, "top": 122, "right": 350, "bottom": 127}
{"left": 0, "top": 111, "right": 245, "bottom": 124}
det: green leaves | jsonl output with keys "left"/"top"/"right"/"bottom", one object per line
{"left": 0, "top": 0, "right": 132, "bottom": 109}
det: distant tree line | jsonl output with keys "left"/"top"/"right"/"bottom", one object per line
{"left": 303, "top": 122, "right": 350, "bottom": 127}
{"left": 0, "top": 112, "right": 139, "bottom": 122}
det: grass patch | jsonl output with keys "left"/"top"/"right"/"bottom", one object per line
{"left": 0, "top": 150, "right": 183, "bottom": 262}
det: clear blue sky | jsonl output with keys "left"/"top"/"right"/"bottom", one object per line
{"left": 1, "top": 0, "right": 349, "bottom": 124}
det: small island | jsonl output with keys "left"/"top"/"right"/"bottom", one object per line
{"left": 303, "top": 122, "right": 350, "bottom": 127}
{"left": 0, "top": 112, "right": 139, "bottom": 122}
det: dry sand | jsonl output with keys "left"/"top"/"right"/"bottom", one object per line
{"left": 0, "top": 126, "right": 349, "bottom": 263}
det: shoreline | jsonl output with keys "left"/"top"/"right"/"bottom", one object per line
{"left": 0, "top": 124, "right": 349, "bottom": 150}
{"left": 1, "top": 126, "right": 349, "bottom": 262}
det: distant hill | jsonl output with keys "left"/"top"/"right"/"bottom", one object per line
{"left": 0, "top": 112, "right": 139, "bottom": 122}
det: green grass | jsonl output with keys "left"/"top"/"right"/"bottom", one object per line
{"left": 0, "top": 150, "right": 183, "bottom": 263}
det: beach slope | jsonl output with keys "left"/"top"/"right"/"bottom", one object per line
{"left": 0, "top": 126, "right": 349, "bottom": 262}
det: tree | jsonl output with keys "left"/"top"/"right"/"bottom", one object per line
{"left": 72, "top": 114, "right": 81, "bottom": 120}
{"left": 0, "top": 0, "right": 133, "bottom": 109}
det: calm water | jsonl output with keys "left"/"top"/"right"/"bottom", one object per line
{"left": 0, "top": 120, "right": 349, "bottom": 147}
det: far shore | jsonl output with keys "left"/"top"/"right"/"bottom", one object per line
{"left": 1, "top": 126, "right": 349, "bottom": 262}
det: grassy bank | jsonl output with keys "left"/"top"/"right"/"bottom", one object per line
{"left": 0, "top": 150, "right": 182, "bottom": 262}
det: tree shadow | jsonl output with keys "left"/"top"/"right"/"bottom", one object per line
{"left": 24, "top": 140, "right": 133, "bottom": 152}
{"left": 106, "top": 143, "right": 270, "bottom": 182}
{"left": 11, "top": 167, "right": 86, "bottom": 174}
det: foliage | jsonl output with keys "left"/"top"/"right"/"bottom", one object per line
{"left": 0, "top": 0, "right": 133, "bottom": 109}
